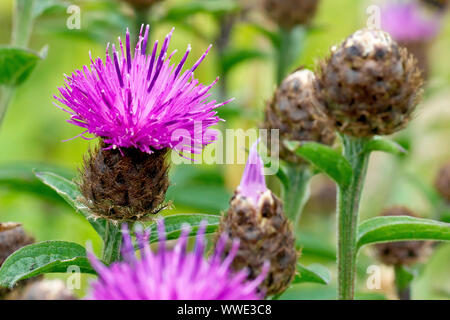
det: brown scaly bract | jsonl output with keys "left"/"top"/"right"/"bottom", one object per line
{"left": 420, "top": 0, "right": 449, "bottom": 11}
{"left": 263, "top": 0, "right": 320, "bottom": 29}
{"left": 375, "top": 207, "right": 432, "bottom": 266}
{"left": 0, "top": 223, "right": 39, "bottom": 299}
{"left": 435, "top": 162, "right": 450, "bottom": 203}
{"left": 316, "top": 29, "right": 423, "bottom": 137}
{"left": 263, "top": 69, "right": 335, "bottom": 164}
{"left": 79, "top": 141, "right": 170, "bottom": 221}
{"left": 218, "top": 190, "right": 298, "bottom": 296}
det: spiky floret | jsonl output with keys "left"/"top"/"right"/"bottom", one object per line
{"left": 316, "top": 28, "right": 424, "bottom": 137}
{"left": 54, "top": 25, "right": 230, "bottom": 156}
{"left": 263, "top": 69, "right": 335, "bottom": 164}
{"left": 381, "top": 2, "right": 442, "bottom": 42}
{"left": 375, "top": 207, "right": 432, "bottom": 266}
{"left": 435, "top": 162, "right": 450, "bottom": 203}
{"left": 263, "top": 0, "right": 320, "bottom": 29}
{"left": 380, "top": 1, "right": 443, "bottom": 79}
{"left": 217, "top": 142, "right": 297, "bottom": 296}
{"left": 79, "top": 141, "right": 169, "bottom": 221}
{"left": 87, "top": 220, "right": 269, "bottom": 300}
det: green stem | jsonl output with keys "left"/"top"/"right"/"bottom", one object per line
{"left": 337, "top": 135, "right": 370, "bottom": 300}
{"left": 394, "top": 265, "right": 414, "bottom": 300}
{"left": 283, "top": 164, "right": 312, "bottom": 229}
{"left": 276, "top": 28, "right": 293, "bottom": 85}
{"left": 1, "top": 0, "right": 36, "bottom": 129}
{"left": 102, "top": 221, "right": 123, "bottom": 264}
{"left": 12, "top": 0, "right": 35, "bottom": 48}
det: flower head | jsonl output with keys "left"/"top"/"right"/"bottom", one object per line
{"left": 55, "top": 25, "right": 230, "bottom": 155}
{"left": 381, "top": 2, "right": 442, "bottom": 42}
{"left": 217, "top": 142, "right": 297, "bottom": 296}
{"left": 88, "top": 220, "right": 268, "bottom": 300}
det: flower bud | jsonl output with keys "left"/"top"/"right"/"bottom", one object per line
{"left": 375, "top": 207, "right": 432, "bottom": 266}
{"left": 0, "top": 223, "right": 38, "bottom": 299}
{"left": 263, "top": 69, "right": 335, "bottom": 164}
{"left": 316, "top": 28, "right": 424, "bottom": 137}
{"left": 79, "top": 141, "right": 170, "bottom": 221}
{"left": 263, "top": 0, "right": 320, "bottom": 29}
{"left": 217, "top": 143, "right": 297, "bottom": 296}
{"left": 435, "top": 162, "right": 450, "bottom": 203}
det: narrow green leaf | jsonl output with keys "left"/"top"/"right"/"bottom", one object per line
{"left": 357, "top": 216, "right": 450, "bottom": 251}
{"left": 221, "top": 49, "right": 267, "bottom": 74}
{"left": 394, "top": 265, "right": 416, "bottom": 291}
{"left": 248, "top": 23, "right": 281, "bottom": 47}
{"left": 293, "top": 263, "right": 331, "bottom": 285}
{"left": 363, "top": 137, "right": 406, "bottom": 156}
{"left": 0, "top": 241, "right": 96, "bottom": 289}
{"left": 33, "top": 0, "right": 69, "bottom": 18}
{"left": 284, "top": 141, "right": 353, "bottom": 187}
{"left": 0, "top": 47, "right": 41, "bottom": 86}
{"left": 35, "top": 171, "right": 107, "bottom": 239}
{"left": 148, "top": 214, "right": 221, "bottom": 244}
{"left": 0, "top": 163, "right": 73, "bottom": 205}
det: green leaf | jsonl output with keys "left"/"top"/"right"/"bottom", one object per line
{"left": 363, "top": 137, "right": 407, "bottom": 156}
{"left": 296, "top": 232, "right": 336, "bottom": 261}
{"left": 33, "top": 0, "right": 69, "bottom": 18}
{"left": 148, "top": 214, "right": 221, "bottom": 244}
{"left": 0, "top": 47, "right": 42, "bottom": 86}
{"left": 0, "top": 241, "right": 96, "bottom": 289}
{"left": 394, "top": 265, "right": 416, "bottom": 291}
{"left": 35, "top": 171, "right": 107, "bottom": 239}
{"left": 221, "top": 49, "right": 267, "bottom": 74}
{"left": 248, "top": 23, "right": 281, "bottom": 47}
{"left": 357, "top": 216, "right": 450, "bottom": 251}
{"left": 284, "top": 141, "right": 353, "bottom": 187}
{"left": 293, "top": 263, "right": 331, "bottom": 285}
{"left": 0, "top": 163, "right": 73, "bottom": 205}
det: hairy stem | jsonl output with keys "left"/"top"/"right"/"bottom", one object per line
{"left": 337, "top": 135, "right": 370, "bottom": 300}
{"left": 102, "top": 221, "right": 123, "bottom": 264}
{"left": 283, "top": 164, "right": 312, "bottom": 229}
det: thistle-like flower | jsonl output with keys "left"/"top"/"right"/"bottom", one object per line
{"left": 88, "top": 221, "right": 268, "bottom": 300}
{"left": 375, "top": 207, "right": 432, "bottom": 266}
{"left": 435, "top": 162, "right": 450, "bottom": 203}
{"left": 263, "top": 0, "right": 320, "bottom": 29}
{"left": 316, "top": 28, "right": 424, "bottom": 137}
{"left": 381, "top": 1, "right": 443, "bottom": 78}
{"left": 263, "top": 69, "right": 335, "bottom": 164}
{"left": 55, "top": 25, "right": 230, "bottom": 221}
{"left": 217, "top": 142, "right": 297, "bottom": 296}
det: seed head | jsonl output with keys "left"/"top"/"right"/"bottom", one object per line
{"left": 217, "top": 142, "right": 298, "bottom": 296}
{"left": 316, "top": 28, "right": 424, "bottom": 137}
{"left": 79, "top": 141, "right": 169, "bottom": 221}
{"left": 263, "top": 69, "right": 335, "bottom": 164}
{"left": 263, "top": 0, "right": 320, "bottom": 29}
{"left": 375, "top": 207, "right": 432, "bottom": 266}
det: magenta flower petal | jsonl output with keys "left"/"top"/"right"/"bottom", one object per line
{"left": 381, "top": 2, "right": 442, "bottom": 41}
{"left": 87, "top": 220, "right": 268, "bottom": 300}
{"left": 238, "top": 140, "right": 267, "bottom": 205}
{"left": 55, "top": 25, "right": 231, "bottom": 155}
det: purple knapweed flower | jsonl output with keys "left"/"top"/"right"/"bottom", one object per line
{"left": 381, "top": 1, "right": 442, "bottom": 41}
{"left": 55, "top": 25, "right": 231, "bottom": 155}
{"left": 238, "top": 140, "right": 267, "bottom": 206}
{"left": 87, "top": 220, "right": 269, "bottom": 300}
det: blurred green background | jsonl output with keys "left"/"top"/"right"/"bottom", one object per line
{"left": 0, "top": 0, "right": 449, "bottom": 299}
